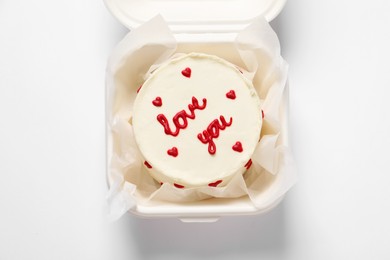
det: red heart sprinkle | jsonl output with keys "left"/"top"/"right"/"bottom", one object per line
{"left": 152, "top": 97, "right": 162, "bottom": 107}
{"left": 181, "top": 67, "right": 191, "bottom": 78}
{"left": 208, "top": 180, "right": 223, "bottom": 187}
{"left": 144, "top": 161, "right": 152, "bottom": 168}
{"left": 136, "top": 84, "right": 142, "bottom": 93}
{"left": 262, "top": 110, "right": 264, "bottom": 119}
{"left": 245, "top": 159, "right": 252, "bottom": 169}
{"left": 174, "top": 183, "right": 185, "bottom": 189}
{"left": 167, "top": 147, "right": 178, "bottom": 157}
{"left": 226, "top": 90, "right": 236, "bottom": 99}
{"left": 232, "top": 142, "right": 243, "bottom": 152}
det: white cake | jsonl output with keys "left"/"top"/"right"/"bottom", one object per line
{"left": 132, "top": 53, "right": 262, "bottom": 188}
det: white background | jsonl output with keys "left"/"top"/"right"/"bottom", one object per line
{"left": 1, "top": 0, "right": 390, "bottom": 259}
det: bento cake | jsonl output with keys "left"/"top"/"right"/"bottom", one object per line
{"left": 132, "top": 53, "right": 262, "bottom": 188}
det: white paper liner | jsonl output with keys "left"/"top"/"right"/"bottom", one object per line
{"left": 106, "top": 15, "right": 297, "bottom": 220}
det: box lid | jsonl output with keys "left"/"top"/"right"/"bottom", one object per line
{"left": 104, "top": 0, "right": 286, "bottom": 33}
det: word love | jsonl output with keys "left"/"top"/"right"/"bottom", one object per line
{"left": 157, "top": 96, "right": 207, "bottom": 137}
{"left": 197, "top": 115, "right": 233, "bottom": 155}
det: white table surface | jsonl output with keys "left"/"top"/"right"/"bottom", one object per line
{"left": 1, "top": 1, "right": 390, "bottom": 259}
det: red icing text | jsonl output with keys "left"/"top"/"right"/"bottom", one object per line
{"left": 157, "top": 96, "right": 207, "bottom": 137}
{"left": 197, "top": 115, "right": 233, "bottom": 155}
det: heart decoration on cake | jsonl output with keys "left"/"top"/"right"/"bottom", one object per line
{"left": 208, "top": 180, "right": 223, "bottom": 187}
{"left": 167, "top": 147, "right": 178, "bottom": 157}
{"left": 232, "top": 141, "right": 243, "bottom": 152}
{"left": 152, "top": 97, "right": 162, "bottom": 107}
{"left": 144, "top": 161, "right": 152, "bottom": 168}
{"left": 181, "top": 67, "right": 191, "bottom": 78}
{"left": 174, "top": 183, "right": 185, "bottom": 189}
{"left": 137, "top": 84, "right": 143, "bottom": 93}
{"left": 226, "top": 90, "right": 236, "bottom": 99}
{"left": 245, "top": 159, "right": 252, "bottom": 169}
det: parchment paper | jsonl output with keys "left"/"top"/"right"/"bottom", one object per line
{"left": 106, "top": 15, "right": 297, "bottom": 220}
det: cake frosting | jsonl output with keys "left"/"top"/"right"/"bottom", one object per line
{"left": 132, "top": 53, "right": 262, "bottom": 188}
